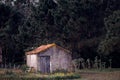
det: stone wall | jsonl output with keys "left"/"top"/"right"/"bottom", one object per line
{"left": 38, "top": 46, "right": 72, "bottom": 72}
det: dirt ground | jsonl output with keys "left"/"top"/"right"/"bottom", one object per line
{"left": 79, "top": 71, "right": 120, "bottom": 80}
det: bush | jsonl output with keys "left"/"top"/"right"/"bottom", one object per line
{"left": 20, "top": 64, "right": 29, "bottom": 72}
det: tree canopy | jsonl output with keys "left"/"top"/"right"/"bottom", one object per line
{"left": 0, "top": 0, "right": 120, "bottom": 67}
{"left": 98, "top": 10, "right": 120, "bottom": 55}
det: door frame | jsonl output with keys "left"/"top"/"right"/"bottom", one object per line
{"left": 39, "top": 56, "right": 50, "bottom": 73}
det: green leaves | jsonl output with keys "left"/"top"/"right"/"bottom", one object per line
{"left": 0, "top": 3, "right": 25, "bottom": 63}
{"left": 98, "top": 10, "right": 120, "bottom": 55}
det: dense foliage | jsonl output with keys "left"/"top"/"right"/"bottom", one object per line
{"left": 0, "top": 0, "right": 120, "bottom": 67}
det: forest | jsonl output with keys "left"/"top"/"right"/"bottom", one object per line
{"left": 0, "top": 0, "right": 120, "bottom": 68}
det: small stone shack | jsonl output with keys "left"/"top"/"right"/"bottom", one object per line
{"left": 26, "top": 43, "right": 72, "bottom": 73}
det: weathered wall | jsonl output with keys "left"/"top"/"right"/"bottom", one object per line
{"left": 51, "top": 46, "right": 72, "bottom": 72}
{"left": 27, "top": 54, "right": 37, "bottom": 70}
{"left": 38, "top": 46, "right": 72, "bottom": 72}
{"left": 38, "top": 48, "right": 53, "bottom": 71}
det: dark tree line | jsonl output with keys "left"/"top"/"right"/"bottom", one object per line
{"left": 0, "top": 0, "right": 120, "bottom": 67}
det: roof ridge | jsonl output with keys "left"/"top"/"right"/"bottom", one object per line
{"left": 26, "top": 43, "right": 70, "bottom": 55}
{"left": 26, "top": 43, "right": 56, "bottom": 55}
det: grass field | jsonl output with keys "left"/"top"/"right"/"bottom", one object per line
{"left": 77, "top": 68, "right": 120, "bottom": 80}
{"left": 0, "top": 68, "right": 120, "bottom": 80}
{"left": 79, "top": 71, "right": 120, "bottom": 80}
{"left": 0, "top": 69, "right": 80, "bottom": 79}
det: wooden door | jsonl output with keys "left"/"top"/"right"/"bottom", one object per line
{"left": 40, "top": 56, "right": 50, "bottom": 73}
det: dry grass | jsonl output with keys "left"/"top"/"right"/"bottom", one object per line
{"left": 0, "top": 69, "right": 80, "bottom": 79}
{"left": 0, "top": 69, "right": 22, "bottom": 74}
{"left": 79, "top": 71, "right": 120, "bottom": 80}
{"left": 0, "top": 68, "right": 120, "bottom": 80}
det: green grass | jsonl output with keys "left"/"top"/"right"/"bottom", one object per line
{"left": 0, "top": 68, "right": 120, "bottom": 80}
{"left": 0, "top": 69, "right": 80, "bottom": 80}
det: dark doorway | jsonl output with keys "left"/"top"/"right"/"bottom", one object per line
{"left": 40, "top": 56, "right": 50, "bottom": 73}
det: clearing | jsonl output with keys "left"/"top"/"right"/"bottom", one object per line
{"left": 0, "top": 68, "right": 120, "bottom": 80}
{"left": 78, "top": 70, "right": 120, "bottom": 80}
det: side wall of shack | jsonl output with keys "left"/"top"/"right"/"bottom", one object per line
{"left": 38, "top": 46, "right": 72, "bottom": 72}
{"left": 26, "top": 54, "right": 38, "bottom": 71}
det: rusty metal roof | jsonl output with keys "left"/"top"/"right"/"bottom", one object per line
{"left": 26, "top": 43, "right": 70, "bottom": 55}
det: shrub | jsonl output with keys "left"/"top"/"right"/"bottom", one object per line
{"left": 20, "top": 64, "right": 29, "bottom": 72}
